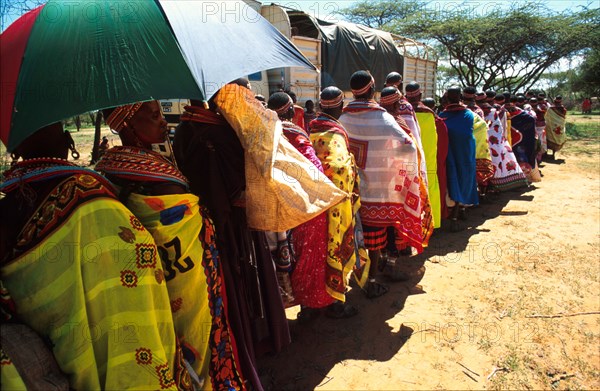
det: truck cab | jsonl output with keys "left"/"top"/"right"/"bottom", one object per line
{"left": 160, "top": 99, "right": 189, "bottom": 139}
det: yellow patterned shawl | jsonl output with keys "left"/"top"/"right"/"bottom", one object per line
{"left": 125, "top": 192, "right": 245, "bottom": 391}
{"left": 310, "top": 115, "right": 369, "bottom": 301}
{"left": 545, "top": 107, "right": 567, "bottom": 152}
{"left": 1, "top": 174, "right": 182, "bottom": 390}
{"left": 126, "top": 194, "right": 211, "bottom": 383}
{"left": 96, "top": 147, "right": 245, "bottom": 390}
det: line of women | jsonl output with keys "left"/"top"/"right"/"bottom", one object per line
{"left": 0, "top": 73, "right": 567, "bottom": 390}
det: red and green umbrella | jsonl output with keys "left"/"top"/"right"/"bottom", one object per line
{"left": 1, "top": 0, "right": 315, "bottom": 151}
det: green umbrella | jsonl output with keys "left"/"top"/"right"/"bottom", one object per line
{"left": 1, "top": 0, "right": 315, "bottom": 151}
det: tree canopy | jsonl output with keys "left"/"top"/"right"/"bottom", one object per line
{"left": 339, "top": 1, "right": 600, "bottom": 93}
{"left": 572, "top": 48, "right": 600, "bottom": 98}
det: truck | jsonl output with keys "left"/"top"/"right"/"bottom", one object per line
{"left": 161, "top": 2, "right": 438, "bottom": 126}
{"left": 257, "top": 3, "right": 438, "bottom": 105}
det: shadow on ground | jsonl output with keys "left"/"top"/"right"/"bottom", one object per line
{"left": 257, "top": 184, "right": 537, "bottom": 390}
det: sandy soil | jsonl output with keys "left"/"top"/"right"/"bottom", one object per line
{"left": 257, "top": 139, "right": 600, "bottom": 390}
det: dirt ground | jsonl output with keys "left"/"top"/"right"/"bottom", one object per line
{"left": 257, "top": 137, "right": 600, "bottom": 390}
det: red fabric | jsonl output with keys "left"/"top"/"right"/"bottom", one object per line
{"left": 180, "top": 106, "right": 227, "bottom": 126}
{"left": 476, "top": 158, "right": 495, "bottom": 186}
{"left": 292, "top": 105, "right": 305, "bottom": 130}
{"left": 281, "top": 122, "right": 323, "bottom": 170}
{"left": 435, "top": 117, "right": 449, "bottom": 219}
{"left": 309, "top": 114, "right": 349, "bottom": 147}
{"left": 290, "top": 212, "right": 333, "bottom": 308}
{"left": 510, "top": 127, "right": 523, "bottom": 147}
{"left": 342, "top": 99, "right": 385, "bottom": 113}
{"left": 0, "top": 5, "right": 44, "bottom": 146}
{"left": 282, "top": 120, "right": 333, "bottom": 308}
{"left": 363, "top": 227, "right": 387, "bottom": 250}
{"left": 582, "top": 99, "right": 592, "bottom": 112}
{"left": 359, "top": 201, "right": 425, "bottom": 253}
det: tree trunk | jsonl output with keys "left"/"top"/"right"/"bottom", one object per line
{"left": 74, "top": 115, "right": 81, "bottom": 132}
{"left": 90, "top": 111, "right": 103, "bottom": 164}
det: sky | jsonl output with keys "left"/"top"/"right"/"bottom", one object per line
{"left": 2, "top": 0, "right": 597, "bottom": 30}
{"left": 286, "top": 0, "right": 597, "bottom": 21}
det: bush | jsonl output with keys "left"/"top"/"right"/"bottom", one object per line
{"left": 566, "top": 122, "right": 599, "bottom": 140}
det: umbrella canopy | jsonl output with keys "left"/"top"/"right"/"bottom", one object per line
{"left": 1, "top": 0, "right": 316, "bottom": 151}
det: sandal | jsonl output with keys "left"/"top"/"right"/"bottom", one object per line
{"left": 324, "top": 302, "right": 359, "bottom": 319}
{"left": 364, "top": 281, "right": 389, "bottom": 299}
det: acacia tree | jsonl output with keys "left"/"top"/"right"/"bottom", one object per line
{"left": 340, "top": 1, "right": 600, "bottom": 92}
{"left": 572, "top": 48, "right": 600, "bottom": 98}
{"left": 337, "top": 1, "right": 426, "bottom": 30}
{"left": 1, "top": 0, "right": 43, "bottom": 31}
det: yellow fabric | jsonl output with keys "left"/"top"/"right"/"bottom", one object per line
{"left": 474, "top": 114, "right": 492, "bottom": 160}
{"left": 415, "top": 111, "right": 441, "bottom": 228}
{"left": 214, "top": 84, "right": 348, "bottom": 232}
{"left": 1, "top": 349, "right": 27, "bottom": 390}
{"left": 1, "top": 198, "right": 179, "bottom": 390}
{"left": 310, "top": 130, "right": 367, "bottom": 301}
{"left": 545, "top": 108, "right": 567, "bottom": 151}
{"left": 126, "top": 193, "right": 211, "bottom": 387}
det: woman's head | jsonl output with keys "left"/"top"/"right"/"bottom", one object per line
{"left": 104, "top": 101, "right": 168, "bottom": 148}
{"left": 319, "top": 86, "right": 344, "bottom": 119}
{"left": 379, "top": 86, "right": 402, "bottom": 111}
{"left": 13, "top": 122, "right": 75, "bottom": 160}
{"left": 350, "top": 70, "right": 375, "bottom": 99}
{"left": 268, "top": 92, "right": 294, "bottom": 121}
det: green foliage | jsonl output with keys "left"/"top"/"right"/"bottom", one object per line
{"left": 337, "top": 0, "right": 426, "bottom": 29}
{"left": 571, "top": 48, "right": 600, "bottom": 97}
{"left": 339, "top": 1, "right": 600, "bottom": 93}
{"left": 566, "top": 117, "right": 600, "bottom": 140}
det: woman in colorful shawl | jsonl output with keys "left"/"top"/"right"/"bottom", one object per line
{"left": 380, "top": 87, "right": 435, "bottom": 239}
{"left": 439, "top": 86, "right": 480, "bottom": 229}
{"left": 545, "top": 96, "right": 568, "bottom": 155}
{"left": 534, "top": 95, "right": 549, "bottom": 161}
{"left": 397, "top": 83, "right": 429, "bottom": 189}
{"left": 0, "top": 123, "right": 189, "bottom": 390}
{"left": 462, "top": 91, "right": 496, "bottom": 199}
{"left": 173, "top": 83, "right": 291, "bottom": 391}
{"left": 462, "top": 86, "right": 485, "bottom": 119}
{"left": 403, "top": 85, "right": 444, "bottom": 230}
{"left": 507, "top": 103, "right": 540, "bottom": 183}
{"left": 481, "top": 103, "right": 529, "bottom": 191}
{"left": 423, "top": 97, "right": 450, "bottom": 220}
{"left": 340, "top": 71, "right": 427, "bottom": 292}
{"left": 95, "top": 101, "right": 245, "bottom": 390}
{"left": 268, "top": 91, "right": 358, "bottom": 319}
{"left": 308, "top": 87, "right": 372, "bottom": 318}
{"left": 473, "top": 99, "right": 496, "bottom": 200}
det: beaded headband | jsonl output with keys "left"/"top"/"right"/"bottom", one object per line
{"left": 320, "top": 92, "right": 344, "bottom": 108}
{"left": 275, "top": 96, "right": 294, "bottom": 115}
{"left": 380, "top": 90, "right": 402, "bottom": 106}
{"left": 106, "top": 103, "right": 143, "bottom": 132}
{"left": 405, "top": 88, "right": 421, "bottom": 98}
{"left": 351, "top": 76, "right": 375, "bottom": 96}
